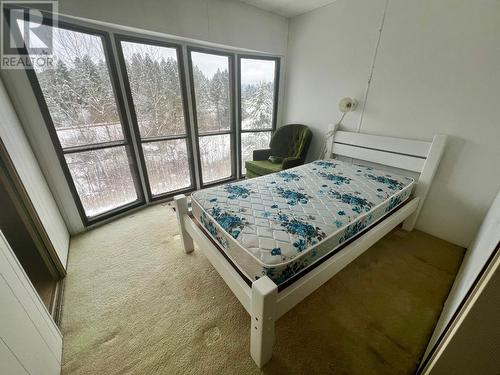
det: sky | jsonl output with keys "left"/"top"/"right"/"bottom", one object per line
{"left": 121, "top": 41, "right": 178, "bottom": 62}
{"left": 191, "top": 51, "right": 275, "bottom": 85}
{"left": 240, "top": 58, "right": 275, "bottom": 86}
{"left": 191, "top": 51, "right": 228, "bottom": 78}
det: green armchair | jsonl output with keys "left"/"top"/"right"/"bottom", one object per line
{"left": 245, "top": 124, "right": 312, "bottom": 178}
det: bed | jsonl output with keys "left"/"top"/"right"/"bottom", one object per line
{"left": 174, "top": 128, "right": 447, "bottom": 367}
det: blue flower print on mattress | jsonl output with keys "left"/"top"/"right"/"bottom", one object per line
{"left": 191, "top": 158, "right": 415, "bottom": 286}
{"left": 224, "top": 184, "right": 252, "bottom": 199}
{"left": 263, "top": 261, "right": 304, "bottom": 285}
{"left": 276, "top": 212, "right": 326, "bottom": 250}
{"left": 313, "top": 160, "right": 338, "bottom": 169}
{"left": 275, "top": 187, "right": 310, "bottom": 205}
{"left": 208, "top": 206, "right": 248, "bottom": 239}
{"left": 277, "top": 171, "right": 302, "bottom": 182}
{"left": 271, "top": 248, "right": 281, "bottom": 256}
{"left": 340, "top": 220, "right": 367, "bottom": 243}
{"left": 318, "top": 171, "right": 351, "bottom": 185}
{"left": 200, "top": 212, "right": 229, "bottom": 249}
{"left": 364, "top": 173, "right": 405, "bottom": 190}
{"left": 328, "top": 190, "right": 374, "bottom": 214}
{"left": 385, "top": 188, "right": 411, "bottom": 213}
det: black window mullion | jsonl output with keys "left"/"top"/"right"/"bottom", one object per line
{"left": 238, "top": 55, "right": 280, "bottom": 176}
{"left": 114, "top": 35, "right": 153, "bottom": 200}
{"left": 114, "top": 34, "right": 196, "bottom": 201}
{"left": 187, "top": 47, "right": 236, "bottom": 186}
{"left": 61, "top": 140, "right": 127, "bottom": 154}
{"left": 8, "top": 10, "right": 145, "bottom": 225}
{"left": 198, "top": 130, "right": 233, "bottom": 137}
{"left": 7, "top": 8, "right": 282, "bottom": 225}
{"left": 240, "top": 129, "right": 274, "bottom": 134}
{"left": 140, "top": 134, "right": 189, "bottom": 143}
{"left": 97, "top": 26, "right": 146, "bottom": 217}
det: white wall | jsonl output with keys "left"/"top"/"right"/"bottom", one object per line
{"left": 2, "top": 0, "right": 288, "bottom": 233}
{"left": 283, "top": 0, "right": 500, "bottom": 247}
{"left": 59, "top": 0, "right": 288, "bottom": 55}
{"left": 0, "top": 77, "right": 69, "bottom": 268}
{"left": 0, "top": 232, "right": 62, "bottom": 375}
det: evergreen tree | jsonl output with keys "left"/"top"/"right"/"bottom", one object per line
{"left": 242, "top": 81, "right": 273, "bottom": 129}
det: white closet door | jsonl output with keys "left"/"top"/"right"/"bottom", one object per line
{"left": 0, "top": 232, "right": 62, "bottom": 375}
{"left": 0, "top": 77, "right": 69, "bottom": 268}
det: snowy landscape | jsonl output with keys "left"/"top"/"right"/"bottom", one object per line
{"left": 31, "top": 25, "right": 276, "bottom": 217}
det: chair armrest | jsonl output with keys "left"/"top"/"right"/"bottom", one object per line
{"left": 253, "top": 149, "right": 272, "bottom": 161}
{"left": 282, "top": 157, "right": 304, "bottom": 169}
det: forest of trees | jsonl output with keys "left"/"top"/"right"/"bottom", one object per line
{"left": 124, "top": 47, "right": 186, "bottom": 137}
{"left": 38, "top": 56, "right": 122, "bottom": 147}
{"left": 240, "top": 79, "right": 275, "bottom": 173}
{"left": 35, "top": 30, "right": 138, "bottom": 216}
{"left": 123, "top": 45, "right": 191, "bottom": 193}
{"left": 241, "top": 81, "right": 274, "bottom": 130}
{"left": 34, "top": 27, "right": 276, "bottom": 216}
{"left": 192, "top": 65, "right": 231, "bottom": 132}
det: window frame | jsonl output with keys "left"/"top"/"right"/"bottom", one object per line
{"left": 5, "top": 6, "right": 284, "bottom": 228}
{"left": 237, "top": 54, "right": 280, "bottom": 177}
{"left": 6, "top": 9, "right": 146, "bottom": 225}
{"left": 187, "top": 46, "right": 237, "bottom": 188}
{"left": 114, "top": 34, "right": 196, "bottom": 201}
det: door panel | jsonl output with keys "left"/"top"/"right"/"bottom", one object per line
{"left": 0, "top": 77, "right": 69, "bottom": 268}
{"left": 0, "top": 233, "right": 62, "bottom": 375}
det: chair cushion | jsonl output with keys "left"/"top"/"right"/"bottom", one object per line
{"left": 245, "top": 169, "right": 260, "bottom": 179}
{"left": 268, "top": 156, "right": 284, "bottom": 164}
{"left": 245, "top": 160, "right": 283, "bottom": 176}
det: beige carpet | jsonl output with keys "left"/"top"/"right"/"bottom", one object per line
{"left": 61, "top": 203, "right": 464, "bottom": 375}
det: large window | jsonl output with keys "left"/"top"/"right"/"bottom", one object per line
{"left": 16, "top": 18, "right": 143, "bottom": 222}
{"left": 116, "top": 37, "right": 194, "bottom": 199}
{"left": 10, "top": 10, "right": 280, "bottom": 225}
{"left": 239, "top": 56, "right": 279, "bottom": 175}
{"left": 189, "top": 49, "right": 234, "bottom": 185}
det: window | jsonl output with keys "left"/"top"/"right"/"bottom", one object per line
{"left": 116, "top": 37, "right": 194, "bottom": 199}
{"left": 189, "top": 49, "right": 235, "bottom": 185}
{"left": 10, "top": 10, "right": 281, "bottom": 226}
{"left": 239, "top": 56, "right": 279, "bottom": 174}
{"left": 17, "top": 18, "right": 143, "bottom": 222}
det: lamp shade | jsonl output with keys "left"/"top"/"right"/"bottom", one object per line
{"left": 338, "top": 97, "right": 358, "bottom": 113}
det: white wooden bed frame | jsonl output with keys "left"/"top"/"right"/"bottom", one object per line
{"left": 174, "top": 128, "right": 447, "bottom": 368}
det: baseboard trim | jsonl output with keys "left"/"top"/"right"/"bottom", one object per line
{"left": 50, "top": 278, "right": 65, "bottom": 327}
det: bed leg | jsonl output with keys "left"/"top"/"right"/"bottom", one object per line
{"left": 402, "top": 197, "right": 421, "bottom": 231}
{"left": 250, "top": 276, "right": 277, "bottom": 368}
{"left": 174, "top": 194, "right": 194, "bottom": 254}
{"left": 402, "top": 214, "right": 417, "bottom": 231}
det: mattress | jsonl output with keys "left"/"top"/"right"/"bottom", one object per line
{"left": 191, "top": 159, "right": 415, "bottom": 286}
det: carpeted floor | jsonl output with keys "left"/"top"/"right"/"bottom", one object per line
{"left": 61, "top": 203, "right": 464, "bottom": 375}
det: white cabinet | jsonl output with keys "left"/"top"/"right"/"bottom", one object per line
{"left": 0, "top": 232, "right": 62, "bottom": 375}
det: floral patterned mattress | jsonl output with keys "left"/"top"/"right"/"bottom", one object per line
{"left": 191, "top": 159, "right": 415, "bottom": 286}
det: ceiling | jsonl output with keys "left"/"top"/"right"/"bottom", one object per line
{"left": 238, "top": 0, "right": 338, "bottom": 18}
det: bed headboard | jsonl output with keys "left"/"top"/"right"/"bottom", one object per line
{"left": 325, "top": 125, "right": 447, "bottom": 231}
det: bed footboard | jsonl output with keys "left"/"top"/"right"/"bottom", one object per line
{"left": 173, "top": 192, "right": 422, "bottom": 368}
